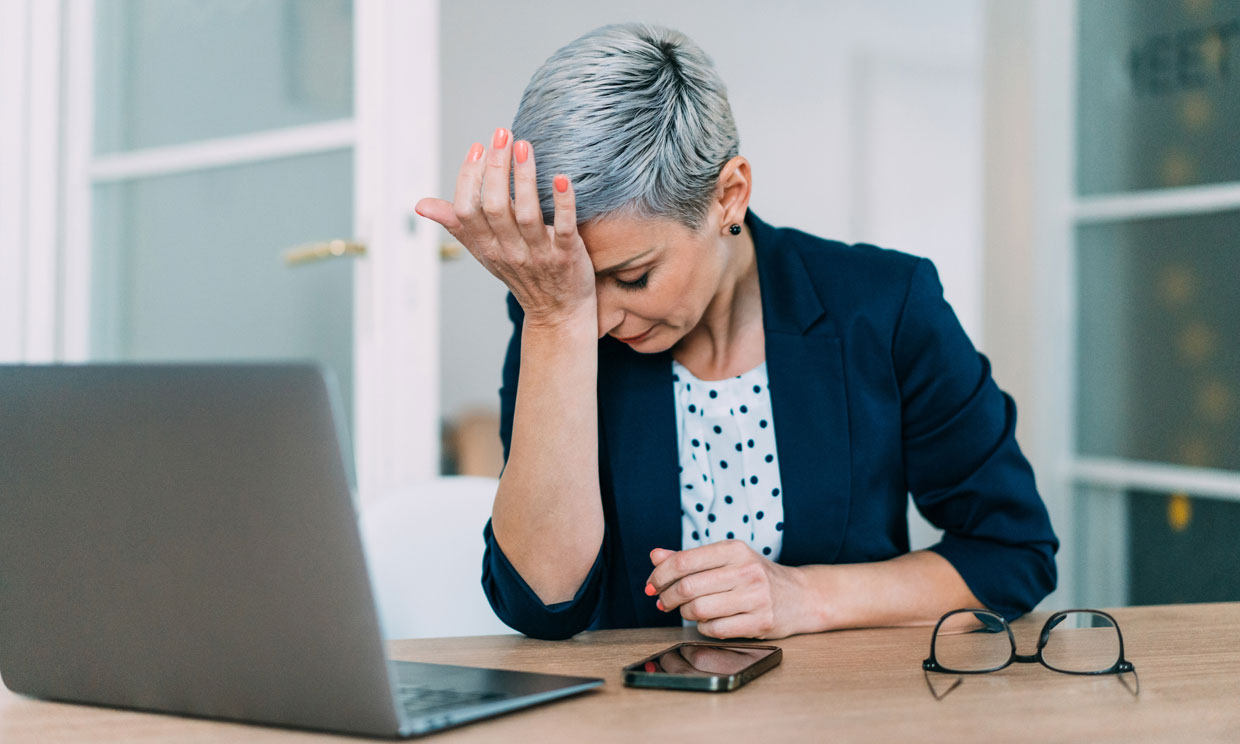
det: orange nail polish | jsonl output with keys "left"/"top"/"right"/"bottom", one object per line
{"left": 644, "top": 583, "right": 656, "bottom": 596}
{"left": 467, "top": 143, "right": 483, "bottom": 162}
{"left": 514, "top": 140, "right": 529, "bottom": 163}
{"left": 554, "top": 174, "right": 568, "bottom": 193}
{"left": 656, "top": 599, "right": 666, "bottom": 611}
{"left": 493, "top": 128, "right": 508, "bottom": 148}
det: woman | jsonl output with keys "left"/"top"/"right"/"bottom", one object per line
{"left": 415, "top": 22, "right": 1057, "bottom": 641}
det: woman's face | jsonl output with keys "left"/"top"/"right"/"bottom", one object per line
{"left": 578, "top": 213, "right": 732, "bottom": 353}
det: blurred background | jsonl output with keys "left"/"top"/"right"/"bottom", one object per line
{"left": 2, "top": 0, "right": 1237, "bottom": 625}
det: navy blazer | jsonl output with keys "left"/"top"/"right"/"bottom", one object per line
{"left": 481, "top": 208, "right": 1058, "bottom": 640}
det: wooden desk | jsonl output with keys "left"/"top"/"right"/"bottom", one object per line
{"left": 3, "top": 603, "right": 1238, "bottom": 743}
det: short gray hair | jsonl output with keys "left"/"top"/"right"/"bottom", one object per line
{"left": 511, "top": 22, "right": 740, "bottom": 232}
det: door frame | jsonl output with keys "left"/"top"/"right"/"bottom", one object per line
{"left": 0, "top": 0, "right": 61, "bottom": 363}
{"left": 982, "top": 0, "right": 1076, "bottom": 608}
{"left": 351, "top": 0, "right": 441, "bottom": 500}
{"left": 3, "top": 0, "right": 441, "bottom": 504}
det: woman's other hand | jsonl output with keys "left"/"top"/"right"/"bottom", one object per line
{"left": 415, "top": 128, "right": 596, "bottom": 328}
{"left": 645, "top": 542, "right": 820, "bottom": 640}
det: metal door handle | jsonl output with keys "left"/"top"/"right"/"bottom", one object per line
{"left": 284, "top": 239, "right": 367, "bottom": 267}
{"left": 439, "top": 242, "right": 463, "bottom": 261}
{"left": 284, "top": 240, "right": 464, "bottom": 266}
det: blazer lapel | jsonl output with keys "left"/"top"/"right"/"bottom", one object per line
{"left": 597, "top": 339, "right": 682, "bottom": 627}
{"left": 597, "top": 207, "right": 854, "bottom": 632}
{"left": 748, "top": 209, "right": 853, "bottom": 566}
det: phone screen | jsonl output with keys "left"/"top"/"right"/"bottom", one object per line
{"left": 636, "top": 643, "right": 778, "bottom": 676}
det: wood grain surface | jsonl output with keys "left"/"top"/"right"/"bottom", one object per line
{"left": 3, "top": 603, "right": 1238, "bottom": 743}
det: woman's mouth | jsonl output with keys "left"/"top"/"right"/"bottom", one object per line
{"left": 615, "top": 327, "right": 654, "bottom": 344}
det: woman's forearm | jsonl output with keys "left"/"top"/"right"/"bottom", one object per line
{"left": 797, "top": 550, "right": 983, "bottom": 632}
{"left": 491, "top": 308, "right": 604, "bottom": 605}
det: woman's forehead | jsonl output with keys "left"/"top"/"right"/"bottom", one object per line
{"left": 579, "top": 214, "right": 694, "bottom": 267}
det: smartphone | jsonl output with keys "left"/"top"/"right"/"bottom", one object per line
{"left": 622, "top": 641, "right": 782, "bottom": 692}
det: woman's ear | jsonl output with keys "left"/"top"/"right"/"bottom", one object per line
{"left": 715, "top": 155, "right": 752, "bottom": 230}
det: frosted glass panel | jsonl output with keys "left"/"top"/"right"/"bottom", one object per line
{"left": 1075, "top": 485, "right": 1240, "bottom": 606}
{"left": 1127, "top": 489, "right": 1240, "bottom": 604}
{"left": 95, "top": 0, "right": 353, "bottom": 154}
{"left": 91, "top": 150, "right": 354, "bottom": 427}
{"left": 1077, "top": 0, "right": 1240, "bottom": 194}
{"left": 1076, "top": 210, "right": 1240, "bottom": 471}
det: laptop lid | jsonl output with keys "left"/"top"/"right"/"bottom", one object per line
{"left": 0, "top": 363, "right": 403, "bottom": 737}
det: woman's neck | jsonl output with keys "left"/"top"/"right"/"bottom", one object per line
{"left": 672, "top": 222, "right": 765, "bottom": 380}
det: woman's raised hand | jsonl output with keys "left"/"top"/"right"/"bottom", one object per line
{"left": 415, "top": 128, "right": 596, "bottom": 328}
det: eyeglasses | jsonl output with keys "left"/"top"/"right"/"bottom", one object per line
{"left": 922, "top": 608, "right": 1139, "bottom": 700}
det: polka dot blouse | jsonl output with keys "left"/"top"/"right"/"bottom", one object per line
{"left": 673, "top": 359, "right": 785, "bottom": 564}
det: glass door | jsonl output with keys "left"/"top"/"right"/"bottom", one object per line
{"left": 88, "top": 0, "right": 357, "bottom": 427}
{"left": 60, "top": 0, "right": 441, "bottom": 502}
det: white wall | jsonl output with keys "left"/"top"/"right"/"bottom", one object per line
{"left": 435, "top": 0, "right": 986, "bottom": 551}
{"left": 437, "top": 0, "right": 984, "bottom": 422}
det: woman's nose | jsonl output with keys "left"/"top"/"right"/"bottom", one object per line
{"left": 596, "top": 295, "right": 624, "bottom": 340}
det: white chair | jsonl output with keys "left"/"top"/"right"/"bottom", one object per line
{"left": 359, "top": 476, "right": 516, "bottom": 639}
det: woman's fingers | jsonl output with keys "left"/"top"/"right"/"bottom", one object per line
{"left": 696, "top": 611, "right": 767, "bottom": 640}
{"left": 480, "top": 127, "right": 524, "bottom": 249}
{"left": 414, "top": 197, "right": 462, "bottom": 232}
{"left": 647, "top": 541, "right": 742, "bottom": 595}
{"left": 550, "top": 173, "right": 579, "bottom": 252}
{"left": 650, "top": 548, "right": 676, "bottom": 566}
{"left": 417, "top": 130, "right": 597, "bottom": 324}
{"left": 511, "top": 139, "right": 548, "bottom": 252}
{"left": 657, "top": 566, "right": 738, "bottom": 613}
{"left": 680, "top": 586, "right": 763, "bottom": 624}
{"left": 451, "top": 141, "right": 499, "bottom": 262}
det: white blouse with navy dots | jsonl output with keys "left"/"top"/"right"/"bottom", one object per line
{"left": 673, "top": 359, "right": 785, "bottom": 566}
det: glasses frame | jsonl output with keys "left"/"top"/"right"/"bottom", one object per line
{"left": 922, "top": 608, "right": 1138, "bottom": 699}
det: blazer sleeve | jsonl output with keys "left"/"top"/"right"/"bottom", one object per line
{"left": 479, "top": 292, "right": 608, "bottom": 640}
{"left": 894, "top": 258, "right": 1059, "bottom": 620}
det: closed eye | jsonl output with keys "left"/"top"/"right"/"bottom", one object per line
{"left": 615, "top": 272, "right": 649, "bottom": 291}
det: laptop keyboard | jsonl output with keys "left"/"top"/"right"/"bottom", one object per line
{"left": 397, "top": 684, "right": 507, "bottom": 715}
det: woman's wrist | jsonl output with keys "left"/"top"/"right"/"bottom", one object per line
{"left": 770, "top": 564, "right": 836, "bottom": 636}
{"left": 790, "top": 551, "right": 983, "bottom": 634}
{"left": 791, "top": 564, "right": 843, "bottom": 633}
{"left": 522, "top": 301, "right": 597, "bottom": 335}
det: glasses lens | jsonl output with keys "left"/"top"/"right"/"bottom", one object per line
{"left": 1042, "top": 611, "right": 1121, "bottom": 673}
{"left": 933, "top": 611, "right": 1012, "bottom": 672}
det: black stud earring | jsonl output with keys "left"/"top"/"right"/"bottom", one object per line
{"left": 729, "top": 224, "right": 741, "bottom": 235}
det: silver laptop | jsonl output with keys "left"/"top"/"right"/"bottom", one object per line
{"left": 0, "top": 363, "right": 603, "bottom": 738}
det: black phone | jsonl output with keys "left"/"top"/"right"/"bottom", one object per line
{"left": 622, "top": 641, "right": 782, "bottom": 692}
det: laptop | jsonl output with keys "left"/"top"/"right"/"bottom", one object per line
{"left": 0, "top": 363, "right": 603, "bottom": 738}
